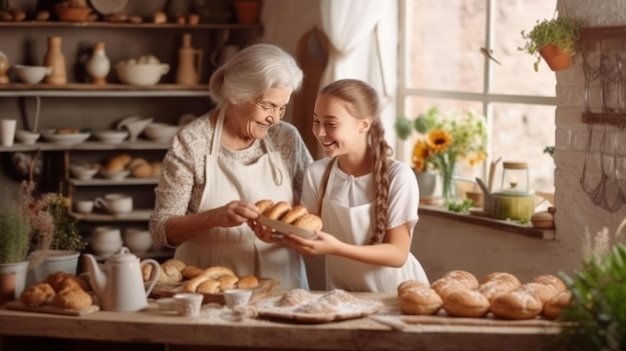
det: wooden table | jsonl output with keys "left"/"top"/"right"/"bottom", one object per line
{"left": 0, "top": 293, "right": 561, "bottom": 351}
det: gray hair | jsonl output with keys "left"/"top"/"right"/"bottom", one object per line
{"left": 208, "top": 44, "right": 303, "bottom": 107}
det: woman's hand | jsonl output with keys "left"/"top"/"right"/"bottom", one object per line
{"left": 210, "top": 200, "right": 258, "bottom": 228}
{"left": 281, "top": 231, "right": 339, "bottom": 256}
{"left": 248, "top": 219, "right": 281, "bottom": 243}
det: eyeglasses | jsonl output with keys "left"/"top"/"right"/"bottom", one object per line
{"left": 255, "top": 100, "right": 287, "bottom": 120}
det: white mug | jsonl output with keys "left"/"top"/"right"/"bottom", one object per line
{"left": 0, "top": 119, "right": 17, "bottom": 146}
{"left": 74, "top": 200, "right": 94, "bottom": 214}
{"left": 94, "top": 193, "right": 133, "bottom": 215}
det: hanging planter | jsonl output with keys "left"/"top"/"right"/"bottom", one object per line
{"left": 539, "top": 44, "right": 572, "bottom": 71}
{"left": 519, "top": 16, "right": 581, "bottom": 72}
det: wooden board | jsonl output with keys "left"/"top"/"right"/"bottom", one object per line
{"left": 256, "top": 291, "right": 384, "bottom": 324}
{"left": 5, "top": 300, "right": 99, "bottom": 316}
{"left": 150, "top": 278, "right": 278, "bottom": 305}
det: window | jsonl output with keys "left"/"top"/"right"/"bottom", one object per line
{"left": 398, "top": 0, "right": 557, "bottom": 194}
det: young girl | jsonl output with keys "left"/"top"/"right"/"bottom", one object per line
{"left": 282, "top": 79, "right": 429, "bottom": 292}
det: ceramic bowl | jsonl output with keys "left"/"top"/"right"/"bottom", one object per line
{"left": 116, "top": 116, "right": 154, "bottom": 142}
{"left": 15, "top": 130, "right": 41, "bottom": 144}
{"left": 123, "top": 228, "right": 153, "bottom": 253}
{"left": 92, "top": 130, "right": 129, "bottom": 144}
{"left": 91, "top": 238, "right": 123, "bottom": 257}
{"left": 13, "top": 65, "right": 51, "bottom": 84}
{"left": 54, "top": 5, "right": 92, "bottom": 22}
{"left": 70, "top": 164, "right": 99, "bottom": 180}
{"left": 99, "top": 169, "right": 130, "bottom": 181}
{"left": 144, "top": 123, "right": 179, "bottom": 142}
{"left": 115, "top": 63, "right": 169, "bottom": 86}
{"left": 223, "top": 289, "right": 252, "bottom": 308}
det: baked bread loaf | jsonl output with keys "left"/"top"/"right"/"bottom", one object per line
{"left": 20, "top": 283, "right": 55, "bottom": 307}
{"left": 397, "top": 279, "right": 429, "bottom": 295}
{"left": 441, "top": 270, "right": 479, "bottom": 290}
{"left": 280, "top": 205, "right": 309, "bottom": 224}
{"left": 255, "top": 199, "right": 274, "bottom": 214}
{"left": 129, "top": 158, "right": 152, "bottom": 178}
{"left": 478, "top": 272, "right": 521, "bottom": 302}
{"left": 293, "top": 214, "right": 323, "bottom": 231}
{"left": 200, "top": 265, "right": 235, "bottom": 280}
{"left": 218, "top": 275, "right": 239, "bottom": 290}
{"left": 442, "top": 290, "right": 490, "bottom": 318}
{"left": 430, "top": 278, "right": 468, "bottom": 300}
{"left": 157, "top": 258, "right": 186, "bottom": 284}
{"left": 181, "top": 265, "right": 204, "bottom": 280}
{"left": 53, "top": 287, "right": 93, "bottom": 310}
{"left": 517, "top": 282, "right": 559, "bottom": 304}
{"left": 105, "top": 153, "right": 132, "bottom": 173}
{"left": 237, "top": 275, "right": 259, "bottom": 289}
{"left": 196, "top": 279, "right": 220, "bottom": 294}
{"left": 399, "top": 285, "right": 443, "bottom": 315}
{"left": 263, "top": 201, "right": 291, "bottom": 220}
{"left": 44, "top": 271, "right": 88, "bottom": 292}
{"left": 533, "top": 274, "right": 567, "bottom": 293}
{"left": 490, "top": 290, "right": 543, "bottom": 320}
{"left": 543, "top": 290, "right": 572, "bottom": 320}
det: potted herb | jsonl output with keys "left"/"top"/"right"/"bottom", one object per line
{"left": 519, "top": 17, "right": 581, "bottom": 72}
{"left": 544, "top": 225, "right": 626, "bottom": 350}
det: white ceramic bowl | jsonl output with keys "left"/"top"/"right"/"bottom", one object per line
{"left": 70, "top": 164, "right": 99, "bottom": 180}
{"left": 41, "top": 129, "right": 91, "bottom": 144}
{"left": 15, "top": 130, "right": 41, "bottom": 144}
{"left": 144, "top": 123, "right": 179, "bottom": 142}
{"left": 92, "top": 130, "right": 129, "bottom": 144}
{"left": 91, "top": 238, "right": 123, "bottom": 257}
{"left": 14, "top": 64, "right": 51, "bottom": 84}
{"left": 223, "top": 289, "right": 253, "bottom": 308}
{"left": 115, "top": 63, "right": 169, "bottom": 86}
{"left": 123, "top": 228, "right": 153, "bottom": 253}
{"left": 99, "top": 169, "right": 130, "bottom": 181}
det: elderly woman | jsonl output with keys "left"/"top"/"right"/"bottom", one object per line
{"left": 150, "top": 44, "right": 313, "bottom": 289}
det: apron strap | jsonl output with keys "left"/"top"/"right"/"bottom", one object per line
{"left": 317, "top": 157, "right": 337, "bottom": 214}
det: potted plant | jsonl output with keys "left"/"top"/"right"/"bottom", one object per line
{"left": 0, "top": 186, "right": 34, "bottom": 299}
{"left": 20, "top": 181, "right": 86, "bottom": 281}
{"left": 519, "top": 17, "right": 581, "bottom": 72}
{"left": 543, "top": 224, "right": 626, "bottom": 350}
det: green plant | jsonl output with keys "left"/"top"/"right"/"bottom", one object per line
{"left": 0, "top": 208, "right": 31, "bottom": 264}
{"left": 544, "top": 225, "right": 626, "bottom": 350}
{"left": 519, "top": 17, "right": 580, "bottom": 71}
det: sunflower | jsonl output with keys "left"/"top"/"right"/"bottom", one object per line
{"left": 412, "top": 139, "right": 431, "bottom": 172}
{"left": 426, "top": 129, "right": 453, "bottom": 153}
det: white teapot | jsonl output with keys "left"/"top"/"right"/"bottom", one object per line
{"left": 84, "top": 247, "right": 159, "bottom": 312}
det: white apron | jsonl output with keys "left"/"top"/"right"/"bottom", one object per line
{"left": 174, "top": 110, "right": 308, "bottom": 289}
{"left": 323, "top": 159, "right": 428, "bottom": 293}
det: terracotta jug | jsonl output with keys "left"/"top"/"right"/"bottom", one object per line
{"left": 86, "top": 41, "right": 110, "bottom": 85}
{"left": 43, "top": 36, "right": 67, "bottom": 85}
{"left": 175, "top": 33, "right": 203, "bottom": 85}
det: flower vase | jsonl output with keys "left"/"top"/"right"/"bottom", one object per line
{"left": 440, "top": 162, "right": 456, "bottom": 202}
{"left": 415, "top": 169, "right": 437, "bottom": 199}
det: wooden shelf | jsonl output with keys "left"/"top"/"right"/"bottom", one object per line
{"left": 0, "top": 21, "right": 261, "bottom": 30}
{"left": 0, "top": 83, "right": 213, "bottom": 97}
{"left": 0, "top": 140, "right": 171, "bottom": 152}
{"left": 419, "top": 205, "right": 555, "bottom": 240}
{"left": 68, "top": 178, "right": 159, "bottom": 186}
{"left": 69, "top": 209, "right": 152, "bottom": 222}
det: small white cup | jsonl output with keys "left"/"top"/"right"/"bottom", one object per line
{"left": 223, "top": 289, "right": 252, "bottom": 309}
{"left": 0, "top": 119, "right": 17, "bottom": 146}
{"left": 94, "top": 193, "right": 133, "bottom": 215}
{"left": 173, "top": 293, "right": 203, "bottom": 317}
{"left": 74, "top": 200, "right": 94, "bottom": 214}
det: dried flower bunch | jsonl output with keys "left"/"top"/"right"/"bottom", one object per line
{"left": 396, "top": 107, "right": 488, "bottom": 173}
{"left": 0, "top": 187, "right": 31, "bottom": 264}
{"left": 19, "top": 181, "right": 86, "bottom": 264}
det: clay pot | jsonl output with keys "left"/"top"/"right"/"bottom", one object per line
{"left": 233, "top": 0, "right": 262, "bottom": 25}
{"left": 539, "top": 45, "right": 572, "bottom": 71}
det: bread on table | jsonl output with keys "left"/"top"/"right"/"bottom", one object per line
{"left": 399, "top": 285, "right": 443, "bottom": 315}
{"left": 20, "top": 283, "right": 56, "bottom": 307}
{"left": 53, "top": 287, "right": 93, "bottom": 310}
{"left": 490, "top": 289, "right": 543, "bottom": 320}
{"left": 237, "top": 275, "right": 259, "bottom": 289}
{"left": 478, "top": 272, "right": 521, "bottom": 303}
{"left": 442, "top": 290, "right": 490, "bottom": 318}
{"left": 543, "top": 290, "right": 572, "bottom": 320}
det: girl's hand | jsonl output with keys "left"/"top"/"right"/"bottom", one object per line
{"left": 281, "top": 231, "right": 338, "bottom": 255}
{"left": 248, "top": 217, "right": 281, "bottom": 243}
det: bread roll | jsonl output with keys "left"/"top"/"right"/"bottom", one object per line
{"left": 181, "top": 265, "right": 205, "bottom": 280}
{"left": 182, "top": 275, "right": 210, "bottom": 293}
{"left": 442, "top": 290, "right": 490, "bottom": 318}
{"left": 200, "top": 265, "right": 235, "bottom": 280}
{"left": 218, "top": 275, "right": 239, "bottom": 291}
{"left": 430, "top": 278, "right": 468, "bottom": 300}
{"left": 105, "top": 153, "right": 132, "bottom": 173}
{"left": 237, "top": 275, "right": 259, "bottom": 289}
{"left": 158, "top": 264, "right": 183, "bottom": 284}
{"left": 399, "top": 285, "right": 443, "bottom": 315}
{"left": 517, "top": 282, "right": 559, "bottom": 304}
{"left": 490, "top": 290, "right": 543, "bottom": 320}
{"left": 255, "top": 199, "right": 274, "bottom": 214}
{"left": 441, "top": 270, "right": 479, "bottom": 290}
{"left": 533, "top": 274, "right": 567, "bottom": 293}
{"left": 397, "top": 279, "right": 428, "bottom": 295}
{"left": 478, "top": 279, "right": 520, "bottom": 303}
{"left": 196, "top": 279, "right": 220, "bottom": 294}
{"left": 479, "top": 272, "right": 521, "bottom": 286}
{"left": 280, "top": 205, "right": 309, "bottom": 224}
{"left": 293, "top": 214, "right": 323, "bottom": 231}
{"left": 129, "top": 158, "right": 152, "bottom": 178}
{"left": 53, "top": 287, "right": 93, "bottom": 310}
{"left": 162, "top": 258, "right": 186, "bottom": 272}
{"left": 543, "top": 290, "right": 572, "bottom": 320}
{"left": 263, "top": 201, "right": 291, "bottom": 220}
{"left": 44, "top": 272, "right": 87, "bottom": 292}
{"left": 20, "top": 283, "right": 56, "bottom": 307}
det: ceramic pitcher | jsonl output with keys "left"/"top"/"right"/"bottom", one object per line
{"left": 86, "top": 41, "right": 110, "bottom": 85}
{"left": 175, "top": 33, "right": 203, "bottom": 85}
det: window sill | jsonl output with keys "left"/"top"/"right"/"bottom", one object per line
{"left": 418, "top": 205, "right": 555, "bottom": 240}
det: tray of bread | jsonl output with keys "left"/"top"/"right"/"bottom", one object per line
{"left": 255, "top": 288, "right": 383, "bottom": 323}
{"left": 6, "top": 272, "right": 99, "bottom": 316}
{"left": 147, "top": 259, "right": 278, "bottom": 304}
{"left": 396, "top": 270, "right": 570, "bottom": 325}
{"left": 255, "top": 200, "right": 322, "bottom": 239}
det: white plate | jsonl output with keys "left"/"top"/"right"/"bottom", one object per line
{"left": 258, "top": 215, "right": 316, "bottom": 239}
{"left": 41, "top": 130, "right": 91, "bottom": 144}
{"left": 89, "top": 0, "right": 128, "bottom": 15}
